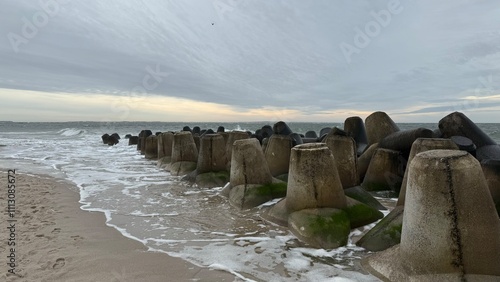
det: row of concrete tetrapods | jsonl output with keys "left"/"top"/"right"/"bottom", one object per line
{"left": 119, "top": 111, "right": 500, "bottom": 281}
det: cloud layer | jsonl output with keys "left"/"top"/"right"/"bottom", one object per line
{"left": 1, "top": 0, "right": 499, "bottom": 122}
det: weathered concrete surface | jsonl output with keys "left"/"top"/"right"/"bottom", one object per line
{"left": 358, "top": 143, "right": 379, "bottom": 182}
{"left": 344, "top": 116, "right": 368, "bottom": 155}
{"left": 344, "top": 186, "right": 386, "bottom": 211}
{"left": 363, "top": 150, "right": 500, "bottom": 281}
{"left": 362, "top": 148, "right": 404, "bottom": 193}
{"left": 356, "top": 205, "right": 403, "bottom": 252}
{"left": 264, "top": 134, "right": 294, "bottom": 177}
{"left": 365, "top": 111, "right": 400, "bottom": 146}
{"left": 170, "top": 132, "right": 198, "bottom": 176}
{"left": 286, "top": 143, "right": 347, "bottom": 213}
{"left": 324, "top": 134, "right": 359, "bottom": 189}
{"left": 397, "top": 138, "right": 458, "bottom": 206}
{"left": 145, "top": 135, "right": 158, "bottom": 160}
{"left": 230, "top": 139, "right": 273, "bottom": 187}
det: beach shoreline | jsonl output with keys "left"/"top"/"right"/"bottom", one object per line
{"left": 0, "top": 171, "right": 238, "bottom": 282}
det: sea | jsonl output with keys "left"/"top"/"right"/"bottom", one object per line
{"left": 1, "top": 121, "right": 499, "bottom": 281}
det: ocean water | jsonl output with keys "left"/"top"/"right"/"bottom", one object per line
{"left": 1, "top": 121, "right": 499, "bottom": 281}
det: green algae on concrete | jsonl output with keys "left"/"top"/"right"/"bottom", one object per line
{"left": 344, "top": 186, "right": 386, "bottom": 210}
{"left": 356, "top": 205, "right": 404, "bottom": 252}
{"left": 247, "top": 182, "right": 287, "bottom": 198}
{"left": 195, "top": 171, "right": 230, "bottom": 188}
{"left": 343, "top": 197, "right": 384, "bottom": 229}
{"left": 288, "top": 208, "right": 350, "bottom": 249}
{"left": 229, "top": 182, "right": 288, "bottom": 210}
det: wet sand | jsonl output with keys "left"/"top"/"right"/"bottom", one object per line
{"left": 0, "top": 172, "right": 238, "bottom": 282}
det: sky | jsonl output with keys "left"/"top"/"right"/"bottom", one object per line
{"left": 1, "top": 0, "right": 499, "bottom": 123}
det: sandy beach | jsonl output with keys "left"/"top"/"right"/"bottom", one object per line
{"left": 0, "top": 172, "right": 238, "bottom": 282}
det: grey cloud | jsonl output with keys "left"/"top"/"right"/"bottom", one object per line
{"left": 0, "top": 0, "right": 499, "bottom": 116}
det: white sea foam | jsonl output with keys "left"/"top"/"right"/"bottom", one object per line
{"left": 58, "top": 128, "right": 87, "bottom": 136}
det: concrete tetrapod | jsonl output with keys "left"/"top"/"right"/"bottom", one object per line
{"left": 362, "top": 150, "right": 500, "bottom": 281}
{"left": 358, "top": 143, "right": 379, "bottom": 182}
{"left": 378, "top": 128, "right": 434, "bottom": 158}
{"left": 264, "top": 134, "right": 294, "bottom": 178}
{"left": 281, "top": 143, "right": 382, "bottom": 249}
{"left": 439, "top": 111, "right": 500, "bottom": 161}
{"left": 273, "top": 121, "right": 293, "bottom": 136}
{"left": 365, "top": 111, "right": 400, "bottom": 146}
{"left": 157, "top": 132, "right": 174, "bottom": 170}
{"left": 285, "top": 143, "right": 348, "bottom": 249}
{"left": 361, "top": 148, "right": 404, "bottom": 194}
{"left": 225, "top": 131, "right": 249, "bottom": 171}
{"left": 481, "top": 159, "right": 500, "bottom": 217}
{"left": 324, "top": 133, "right": 359, "bottom": 189}
{"left": 139, "top": 130, "right": 153, "bottom": 155}
{"left": 128, "top": 136, "right": 138, "bottom": 145}
{"left": 397, "top": 138, "right": 459, "bottom": 206}
{"left": 344, "top": 116, "right": 368, "bottom": 155}
{"left": 261, "top": 143, "right": 383, "bottom": 246}
{"left": 170, "top": 131, "right": 198, "bottom": 176}
{"left": 285, "top": 143, "right": 347, "bottom": 213}
{"left": 228, "top": 139, "right": 286, "bottom": 209}
{"left": 195, "top": 134, "right": 229, "bottom": 188}
{"left": 358, "top": 139, "right": 459, "bottom": 252}
{"left": 144, "top": 135, "right": 158, "bottom": 160}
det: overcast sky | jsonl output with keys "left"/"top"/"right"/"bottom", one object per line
{"left": 1, "top": 0, "right": 499, "bottom": 122}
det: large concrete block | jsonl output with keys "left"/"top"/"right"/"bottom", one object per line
{"left": 225, "top": 131, "right": 250, "bottom": 170}
{"left": 170, "top": 131, "right": 198, "bottom": 176}
{"left": 481, "top": 159, "right": 500, "bottom": 216}
{"left": 439, "top": 112, "right": 500, "bottom": 161}
{"left": 361, "top": 148, "right": 404, "bottom": 193}
{"left": 230, "top": 139, "right": 272, "bottom": 187}
{"left": 197, "top": 134, "right": 227, "bottom": 174}
{"left": 397, "top": 138, "right": 458, "bottom": 206}
{"left": 264, "top": 134, "right": 294, "bottom": 177}
{"left": 145, "top": 135, "right": 158, "bottom": 160}
{"left": 285, "top": 143, "right": 346, "bottom": 213}
{"left": 365, "top": 111, "right": 400, "bottom": 146}
{"left": 344, "top": 116, "right": 368, "bottom": 155}
{"left": 363, "top": 150, "right": 500, "bottom": 281}
{"left": 358, "top": 143, "right": 379, "bottom": 182}
{"left": 157, "top": 132, "right": 174, "bottom": 167}
{"left": 324, "top": 134, "right": 359, "bottom": 188}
